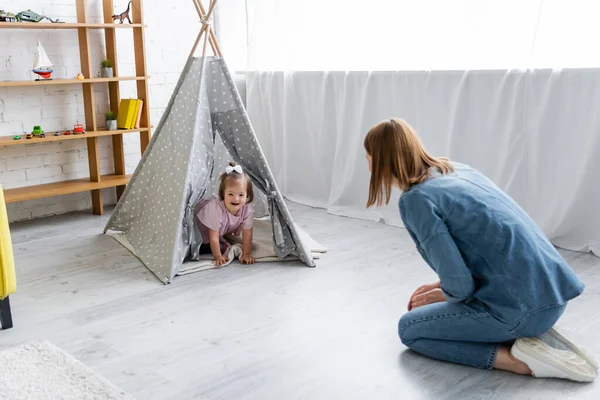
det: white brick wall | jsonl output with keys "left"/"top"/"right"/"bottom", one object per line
{"left": 0, "top": 0, "right": 201, "bottom": 222}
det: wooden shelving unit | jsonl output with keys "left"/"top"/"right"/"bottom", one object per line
{"left": 0, "top": 127, "right": 151, "bottom": 147}
{"left": 0, "top": 0, "right": 151, "bottom": 216}
{"left": 0, "top": 76, "right": 148, "bottom": 87}
{"left": 4, "top": 174, "right": 132, "bottom": 203}
{"left": 0, "top": 22, "right": 145, "bottom": 29}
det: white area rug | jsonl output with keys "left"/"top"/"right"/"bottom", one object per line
{"left": 0, "top": 340, "right": 133, "bottom": 400}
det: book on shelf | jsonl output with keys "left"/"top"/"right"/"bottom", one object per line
{"left": 116, "top": 98, "right": 143, "bottom": 129}
{"left": 134, "top": 99, "right": 143, "bottom": 128}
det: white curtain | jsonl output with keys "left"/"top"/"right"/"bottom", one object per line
{"left": 220, "top": 0, "right": 600, "bottom": 256}
{"left": 244, "top": 0, "right": 600, "bottom": 71}
{"left": 246, "top": 69, "right": 600, "bottom": 256}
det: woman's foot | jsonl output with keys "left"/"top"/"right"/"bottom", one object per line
{"left": 510, "top": 337, "right": 596, "bottom": 382}
{"left": 494, "top": 345, "right": 532, "bottom": 375}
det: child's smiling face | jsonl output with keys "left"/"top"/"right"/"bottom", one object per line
{"left": 223, "top": 178, "right": 248, "bottom": 215}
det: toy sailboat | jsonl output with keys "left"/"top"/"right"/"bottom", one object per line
{"left": 32, "top": 40, "right": 54, "bottom": 80}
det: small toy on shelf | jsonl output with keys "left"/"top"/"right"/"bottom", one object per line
{"left": 15, "top": 9, "right": 62, "bottom": 23}
{"left": 73, "top": 124, "right": 85, "bottom": 134}
{"left": 32, "top": 40, "right": 53, "bottom": 80}
{"left": 63, "top": 130, "right": 71, "bottom": 135}
{"left": 26, "top": 133, "right": 32, "bottom": 139}
{"left": 31, "top": 125, "right": 45, "bottom": 138}
{"left": 0, "top": 10, "right": 17, "bottom": 22}
{"left": 76, "top": 73, "right": 84, "bottom": 80}
{"left": 112, "top": 1, "right": 132, "bottom": 24}
{"left": 53, "top": 131, "right": 60, "bottom": 136}
{"left": 12, "top": 135, "right": 21, "bottom": 140}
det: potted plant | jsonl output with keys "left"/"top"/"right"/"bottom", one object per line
{"left": 100, "top": 59, "right": 113, "bottom": 77}
{"left": 106, "top": 111, "right": 117, "bottom": 130}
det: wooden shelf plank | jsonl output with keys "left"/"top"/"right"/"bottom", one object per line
{"left": 0, "top": 127, "right": 151, "bottom": 147}
{"left": 4, "top": 174, "right": 131, "bottom": 203}
{"left": 0, "top": 76, "right": 149, "bottom": 88}
{"left": 0, "top": 22, "right": 145, "bottom": 29}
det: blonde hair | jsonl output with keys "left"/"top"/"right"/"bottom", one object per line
{"left": 218, "top": 162, "right": 254, "bottom": 203}
{"left": 364, "top": 118, "right": 454, "bottom": 207}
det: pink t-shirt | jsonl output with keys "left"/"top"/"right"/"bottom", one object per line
{"left": 194, "top": 196, "right": 254, "bottom": 247}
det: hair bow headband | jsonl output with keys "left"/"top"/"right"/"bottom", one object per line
{"left": 226, "top": 165, "right": 243, "bottom": 174}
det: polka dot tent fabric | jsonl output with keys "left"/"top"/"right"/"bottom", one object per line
{"left": 104, "top": 56, "right": 315, "bottom": 284}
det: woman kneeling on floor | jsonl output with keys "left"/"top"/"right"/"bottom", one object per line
{"left": 364, "top": 118, "right": 597, "bottom": 383}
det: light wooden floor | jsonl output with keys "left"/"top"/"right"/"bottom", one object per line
{"left": 1, "top": 202, "right": 599, "bottom": 399}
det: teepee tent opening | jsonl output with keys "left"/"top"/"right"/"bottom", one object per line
{"left": 103, "top": 0, "right": 316, "bottom": 284}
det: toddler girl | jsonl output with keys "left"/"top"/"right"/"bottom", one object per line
{"left": 194, "top": 162, "right": 255, "bottom": 266}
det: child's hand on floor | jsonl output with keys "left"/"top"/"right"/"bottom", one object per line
{"left": 240, "top": 254, "right": 256, "bottom": 265}
{"left": 213, "top": 255, "right": 229, "bottom": 266}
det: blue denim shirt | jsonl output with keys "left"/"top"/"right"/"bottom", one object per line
{"left": 399, "top": 162, "right": 584, "bottom": 323}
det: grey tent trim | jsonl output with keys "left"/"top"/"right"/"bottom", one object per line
{"left": 103, "top": 0, "right": 316, "bottom": 283}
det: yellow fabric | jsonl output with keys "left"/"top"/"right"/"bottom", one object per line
{"left": 0, "top": 184, "right": 16, "bottom": 299}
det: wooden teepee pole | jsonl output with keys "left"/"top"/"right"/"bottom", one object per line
{"left": 187, "top": 22, "right": 210, "bottom": 61}
{"left": 201, "top": 16, "right": 210, "bottom": 58}
{"left": 191, "top": 0, "right": 217, "bottom": 55}
{"left": 206, "top": 0, "right": 222, "bottom": 57}
{"left": 192, "top": 0, "right": 222, "bottom": 57}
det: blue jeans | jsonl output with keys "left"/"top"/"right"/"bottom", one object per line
{"left": 398, "top": 301, "right": 566, "bottom": 369}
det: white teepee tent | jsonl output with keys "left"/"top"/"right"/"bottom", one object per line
{"left": 104, "top": 0, "right": 316, "bottom": 284}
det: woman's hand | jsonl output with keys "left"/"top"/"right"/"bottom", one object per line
{"left": 408, "top": 281, "right": 441, "bottom": 310}
{"left": 410, "top": 288, "right": 446, "bottom": 310}
{"left": 240, "top": 254, "right": 256, "bottom": 265}
{"left": 213, "top": 255, "right": 229, "bottom": 266}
